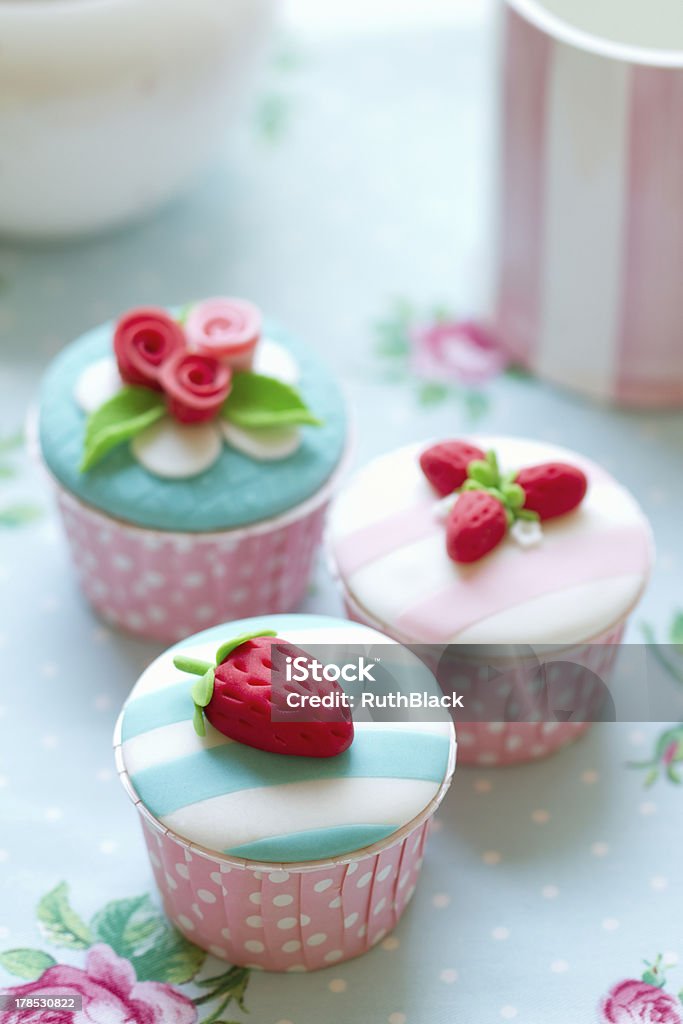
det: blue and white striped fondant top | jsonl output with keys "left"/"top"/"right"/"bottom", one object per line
{"left": 116, "top": 615, "right": 455, "bottom": 864}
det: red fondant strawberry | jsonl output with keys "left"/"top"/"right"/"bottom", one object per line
{"left": 420, "top": 441, "right": 486, "bottom": 496}
{"left": 446, "top": 491, "right": 508, "bottom": 563}
{"left": 174, "top": 631, "right": 354, "bottom": 758}
{"left": 515, "top": 462, "right": 587, "bottom": 521}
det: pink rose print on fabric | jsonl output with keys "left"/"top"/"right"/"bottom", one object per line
{"left": 0, "top": 944, "right": 197, "bottom": 1024}
{"left": 375, "top": 300, "right": 518, "bottom": 419}
{"left": 602, "top": 980, "right": 683, "bottom": 1024}
{"left": 411, "top": 319, "right": 508, "bottom": 387}
{"left": 0, "top": 885, "right": 250, "bottom": 1024}
{"left": 601, "top": 957, "right": 683, "bottom": 1024}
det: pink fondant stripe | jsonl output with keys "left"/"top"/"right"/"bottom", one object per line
{"left": 395, "top": 523, "right": 649, "bottom": 643}
{"left": 334, "top": 456, "right": 613, "bottom": 582}
{"left": 617, "top": 65, "right": 683, "bottom": 405}
{"left": 333, "top": 500, "right": 436, "bottom": 578}
{"left": 496, "top": 7, "right": 552, "bottom": 369}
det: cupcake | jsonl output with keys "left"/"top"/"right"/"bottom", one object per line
{"left": 114, "top": 614, "right": 456, "bottom": 971}
{"left": 328, "top": 436, "right": 653, "bottom": 766}
{"left": 38, "top": 299, "right": 348, "bottom": 641}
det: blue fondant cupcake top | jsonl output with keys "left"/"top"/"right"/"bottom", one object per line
{"left": 115, "top": 615, "right": 456, "bottom": 864}
{"left": 39, "top": 315, "right": 347, "bottom": 532}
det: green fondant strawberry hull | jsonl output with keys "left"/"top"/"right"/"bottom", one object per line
{"left": 39, "top": 318, "right": 347, "bottom": 532}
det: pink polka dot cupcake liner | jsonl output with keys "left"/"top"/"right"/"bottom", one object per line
{"left": 435, "top": 622, "right": 626, "bottom": 766}
{"left": 342, "top": 585, "right": 627, "bottom": 766}
{"left": 50, "top": 476, "right": 340, "bottom": 643}
{"left": 115, "top": 751, "right": 455, "bottom": 972}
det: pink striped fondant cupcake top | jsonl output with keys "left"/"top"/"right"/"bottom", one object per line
{"left": 328, "top": 437, "right": 653, "bottom": 646}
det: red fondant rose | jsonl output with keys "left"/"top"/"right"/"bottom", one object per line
{"left": 602, "top": 980, "right": 683, "bottom": 1023}
{"left": 159, "top": 350, "right": 232, "bottom": 423}
{"left": 186, "top": 297, "right": 261, "bottom": 370}
{"left": 114, "top": 308, "right": 186, "bottom": 390}
{"left": 0, "top": 944, "right": 197, "bottom": 1024}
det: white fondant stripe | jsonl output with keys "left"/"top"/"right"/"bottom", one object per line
{"left": 122, "top": 719, "right": 234, "bottom": 774}
{"left": 159, "top": 777, "right": 440, "bottom": 852}
{"left": 345, "top": 481, "right": 640, "bottom": 617}
{"left": 122, "top": 718, "right": 450, "bottom": 775}
{"left": 453, "top": 573, "right": 645, "bottom": 646}
{"left": 328, "top": 449, "right": 430, "bottom": 535}
{"left": 133, "top": 623, "right": 397, "bottom": 699}
{"left": 537, "top": 42, "right": 630, "bottom": 398}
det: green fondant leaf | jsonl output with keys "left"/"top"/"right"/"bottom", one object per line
{"left": 485, "top": 449, "right": 500, "bottom": 476}
{"left": 486, "top": 487, "right": 506, "bottom": 505}
{"left": 222, "top": 373, "right": 321, "bottom": 429}
{"left": 0, "top": 949, "right": 56, "bottom": 980}
{"left": 191, "top": 667, "right": 215, "bottom": 709}
{"left": 468, "top": 460, "right": 496, "bottom": 487}
{"left": 502, "top": 483, "right": 525, "bottom": 509}
{"left": 516, "top": 508, "right": 540, "bottom": 522}
{"left": 174, "top": 655, "right": 214, "bottom": 676}
{"left": 193, "top": 704, "right": 207, "bottom": 737}
{"left": 37, "top": 883, "right": 92, "bottom": 949}
{"left": 81, "top": 387, "right": 166, "bottom": 472}
{"left": 215, "top": 629, "right": 278, "bottom": 666}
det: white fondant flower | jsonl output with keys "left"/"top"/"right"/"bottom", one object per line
{"left": 510, "top": 518, "right": 543, "bottom": 548}
{"left": 74, "top": 340, "right": 306, "bottom": 479}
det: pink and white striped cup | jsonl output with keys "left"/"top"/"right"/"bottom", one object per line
{"left": 495, "top": 0, "right": 683, "bottom": 407}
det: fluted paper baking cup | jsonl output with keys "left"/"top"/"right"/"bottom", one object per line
{"left": 44, "top": 439, "right": 351, "bottom": 643}
{"left": 114, "top": 722, "right": 456, "bottom": 972}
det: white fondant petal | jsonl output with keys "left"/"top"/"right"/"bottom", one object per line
{"left": 132, "top": 418, "right": 223, "bottom": 479}
{"left": 221, "top": 419, "right": 301, "bottom": 461}
{"left": 74, "top": 357, "right": 124, "bottom": 413}
{"left": 253, "top": 338, "right": 300, "bottom": 385}
{"left": 510, "top": 519, "right": 543, "bottom": 548}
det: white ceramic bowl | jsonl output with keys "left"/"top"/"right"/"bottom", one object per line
{"left": 0, "top": 0, "right": 275, "bottom": 238}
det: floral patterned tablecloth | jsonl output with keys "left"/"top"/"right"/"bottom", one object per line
{"left": 1, "top": 16, "right": 682, "bottom": 1024}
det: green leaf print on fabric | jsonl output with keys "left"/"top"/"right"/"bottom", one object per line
{"left": 0, "top": 883, "right": 252, "bottom": 1023}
